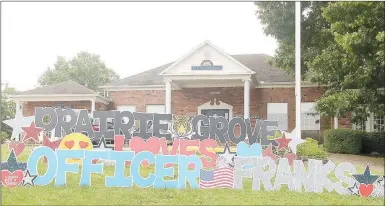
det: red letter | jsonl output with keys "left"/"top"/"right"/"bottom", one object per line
{"left": 199, "top": 139, "right": 218, "bottom": 168}
{"left": 160, "top": 138, "right": 180, "bottom": 167}
{"left": 180, "top": 139, "right": 200, "bottom": 169}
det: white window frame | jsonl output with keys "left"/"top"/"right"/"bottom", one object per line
{"left": 197, "top": 99, "right": 233, "bottom": 120}
{"left": 352, "top": 113, "right": 385, "bottom": 132}
{"left": 117, "top": 105, "right": 136, "bottom": 113}
{"left": 373, "top": 114, "right": 385, "bottom": 132}
{"left": 267, "top": 103, "right": 288, "bottom": 131}
{"left": 146, "top": 104, "right": 166, "bottom": 114}
{"left": 300, "top": 102, "right": 320, "bottom": 131}
{"left": 352, "top": 119, "right": 367, "bottom": 131}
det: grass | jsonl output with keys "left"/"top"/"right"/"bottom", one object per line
{"left": 1, "top": 145, "right": 384, "bottom": 205}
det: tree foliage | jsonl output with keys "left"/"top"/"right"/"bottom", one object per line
{"left": 1, "top": 84, "right": 17, "bottom": 137}
{"left": 255, "top": 2, "right": 384, "bottom": 122}
{"left": 38, "top": 52, "right": 120, "bottom": 92}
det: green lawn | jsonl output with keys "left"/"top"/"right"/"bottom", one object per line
{"left": 1, "top": 145, "right": 384, "bottom": 205}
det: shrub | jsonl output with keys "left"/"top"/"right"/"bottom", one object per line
{"left": 0, "top": 131, "right": 10, "bottom": 144}
{"left": 323, "top": 129, "right": 364, "bottom": 154}
{"left": 297, "top": 138, "right": 328, "bottom": 160}
{"left": 362, "top": 132, "right": 385, "bottom": 154}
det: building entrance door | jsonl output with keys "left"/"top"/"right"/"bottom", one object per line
{"left": 201, "top": 109, "right": 229, "bottom": 120}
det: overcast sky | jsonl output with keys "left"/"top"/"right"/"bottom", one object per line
{"left": 1, "top": 2, "right": 277, "bottom": 91}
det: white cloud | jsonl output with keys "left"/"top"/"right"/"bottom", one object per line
{"left": 1, "top": 2, "right": 277, "bottom": 91}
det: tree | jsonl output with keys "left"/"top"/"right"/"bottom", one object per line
{"left": 1, "top": 84, "right": 17, "bottom": 137}
{"left": 255, "top": 2, "right": 384, "bottom": 123}
{"left": 38, "top": 52, "right": 120, "bottom": 92}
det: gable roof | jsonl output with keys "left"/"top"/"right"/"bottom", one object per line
{"left": 15, "top": 80, "right": 98, "bottom": 95}
{"left": 103, "top": 54, "right": 293, "bottom": 87}
{"left": 159, "top": 40, "right": 255, "bottom": 75}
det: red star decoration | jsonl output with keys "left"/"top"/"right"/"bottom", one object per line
{"left": 284, "top": 153, "right": 297, "bottom": 166}
{"left": 262, "top": 144, "right": 279, "bottom": 161}
{"left": 276, "top": 133, "right": 292, "bottom": 151}
{"left": 22, "top": 122, "right": 44, "bottom": 143}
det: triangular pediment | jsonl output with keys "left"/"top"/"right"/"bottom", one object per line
{"left": 159, "top": 41, "right": 255, "bottom": 76}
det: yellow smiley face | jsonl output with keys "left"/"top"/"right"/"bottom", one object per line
{"left": 59, "top": 133, "right": 93, "bottom": 164}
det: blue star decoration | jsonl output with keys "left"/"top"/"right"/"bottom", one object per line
{"left": 0, "top": 149, "right": 27, "bottom": 172}
{"left": 353, "top": 164, "right": 379, "bottom": 185}
{"left": 22, "top": 170, "right": 37, "bottom": 186}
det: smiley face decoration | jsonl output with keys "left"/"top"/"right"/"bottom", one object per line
{"left": 58, "top": 133, "right": 94, "bottom": 164}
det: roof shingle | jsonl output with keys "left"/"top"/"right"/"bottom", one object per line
{"left": 15, "top": 80, "right": 97, "bottom": 95}
{"left": 104, "top": 54, "right": 293, "bottom": 87}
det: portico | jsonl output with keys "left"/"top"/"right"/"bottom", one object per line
{"left": 159, "top": 41, "right": 255, "bottom": 120}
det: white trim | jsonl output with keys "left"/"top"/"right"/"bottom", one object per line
{"left": 159, "top": 40, "right": 255, "bottom": 75}
{"left": 197, "top": 99, "right": 233, "bottom": 120}
{"left": 165, "top": 74, "right": 252, "bottom": 81}
{"left": 100, "top": 79, "right": 328, "bottom": 91}
{"left": 9, "top": 94, "right": 111, "bottom": 104}
{"left": 161, "top": 72, "right": 254, "bottom": 76}
{"left": 106, "top": 87, "right": 166, "bottom": 91}
{"left": 9, "top": 94, "right": 98, "bottom": 98}
{"left": 102, "top": 82, "right": 323, "bottom": 91}
{"left": 100, "top": 85, "right": 166, "bottom": 89}
{"left": 256, "top": 81, "right": 324, "bottom": 88}
{"left": 182, "top": 83, "right": 244, "bottom": 88}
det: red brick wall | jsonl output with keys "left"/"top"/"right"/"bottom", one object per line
{"left": 22, "top": 101, "right": 108, "bottom": 116}
{"left": 108, "top": 86, "right": 351, "bottom": 131}
{"left": 109, "top": 90, "right": 165, "bottom": 112}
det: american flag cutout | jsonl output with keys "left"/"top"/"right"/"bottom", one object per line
{"left": 199, "top": 168, "right": 234, "bottom": 189}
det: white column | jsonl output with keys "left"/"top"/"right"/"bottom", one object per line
{"left": 333, "top": 117, "right": 338, "bottom": 129}
{"left": 295, "top": 2, "right": 302, "bottom": 139}
{"left": 15, "top": 100, "right": 21, "bottom": 114}
{"left": 91, "top": 100, "right": 96, "bottom": 113}
{"left": 243, "top": 78, "right": 250, "bottom": 119}
{"left": 165, "top": 79, "right": 172, "bottom": 114}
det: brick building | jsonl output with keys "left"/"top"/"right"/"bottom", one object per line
{"left": 10, "top": 41, "right": 384, "bottom": 138}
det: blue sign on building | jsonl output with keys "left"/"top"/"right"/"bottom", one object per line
{"left": 191, "top": 60, "right": 223, "bottom": 70}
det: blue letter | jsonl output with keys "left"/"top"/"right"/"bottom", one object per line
{"left": 80, "top": 150, "right": 108, "bottom": 186}
{"left": 154, "top": 155, "right": 178, "bottom": 189}
{"left": 178, "top": 155, "right": 202, "bottom": 189}
{"left": 27, "top": 146, "right": 57, "bottom": 186}
{"left": 55, "top": 149, "right": 84, "bottom": 186}
{"left": 131, "top": 151, "right": 156, "bottom": 188}
{"left": 105, "top": 151, "right": 134, "bottom": 187}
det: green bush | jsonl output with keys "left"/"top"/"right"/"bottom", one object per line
{"left": 362, "top": 132, "right": 385, "bottom": 154}
{"left": 323, "top": 129, "right": 364, "bottom": 154}
{"left": 297, "top": 138, "right": 328, "bottom": 160}
{"left": 0, "top": 131, "right": 9, "bottom": 144}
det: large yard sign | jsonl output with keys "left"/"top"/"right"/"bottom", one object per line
{"left": 1, "top": 108, "right": 384, "bottom": 198}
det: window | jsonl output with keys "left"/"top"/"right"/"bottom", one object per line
{"left": 267, "top": 103, "right": 288, "bottom": 131}
{"left": 116, "top": 105, "right": 136, "bottom": 124}
{"left": 117, "top": 105, "right": 136, "bottom": 113}
{"left": 373, "top": 114, "right": 385, "bottom": 132}
{"left": 301, "top": 102, "right": 320, "bottom": 130}
{"left": 146, "top": 105, "right": 165, "bottom": 114}
{"left": 353, "top": 120, "right": 367, "bottom": 131}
